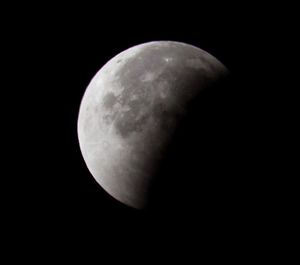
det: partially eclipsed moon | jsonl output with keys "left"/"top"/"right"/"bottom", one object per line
{"left": 77, "top": 41, "right": 228, "bottom": 209}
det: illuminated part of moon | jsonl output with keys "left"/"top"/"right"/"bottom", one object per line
{"left": 77, "top": 41, "right": 228, "bottom": 209}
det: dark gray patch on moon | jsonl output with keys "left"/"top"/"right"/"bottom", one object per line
{"left": 115, "top": 110, "right": 149, "bottom": 138}
{"left": 102, "top": 92, "right": 118, "bottom": 109}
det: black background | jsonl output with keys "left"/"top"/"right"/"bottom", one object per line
{"left": 3, "top": 3, "right": 296, "bottom": 262}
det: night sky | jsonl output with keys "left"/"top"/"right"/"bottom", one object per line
{"left": 4, "top": 3, "right": 295, "bottom": 262}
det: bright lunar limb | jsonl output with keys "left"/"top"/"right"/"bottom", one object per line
{"left": 77, "top": 41, "right": 228, "bottom": 209}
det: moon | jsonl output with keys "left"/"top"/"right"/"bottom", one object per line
{"left": 77, "top": 41, "right": 228, "bottom": 209}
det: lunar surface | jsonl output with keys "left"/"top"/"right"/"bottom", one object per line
{"left": 77, "top": 41, "right": 228, "bottom": 209}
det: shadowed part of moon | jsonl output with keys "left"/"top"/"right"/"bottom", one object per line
{"left": 77, "top": 41, "right": 228, "bottom": 209}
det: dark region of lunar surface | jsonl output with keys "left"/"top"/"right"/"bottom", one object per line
{"left": 101, "top": 42, "right": 222, "bottom": 139}
{"left": 145, "top": 74, "right": 236, "bottom": 214}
